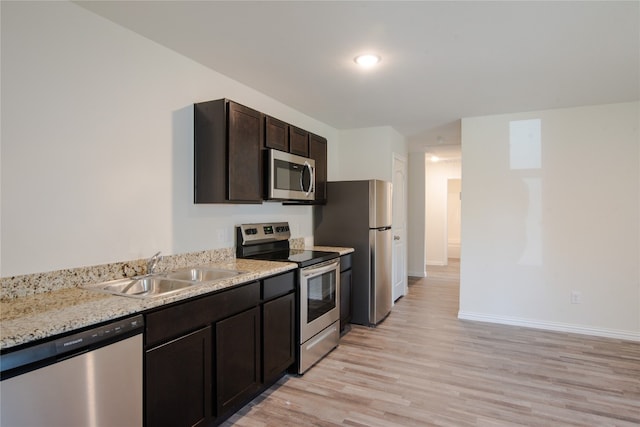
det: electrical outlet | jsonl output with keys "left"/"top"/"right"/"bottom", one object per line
{"left": 216, "top": 228, "right": 226, "bottom": 243}
{"left": 570, "top": 291, "right": 582, "bottom": 304}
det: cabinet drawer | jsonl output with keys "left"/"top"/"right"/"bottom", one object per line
{"left": 145, "top": 281, "right": 260, "bottom": 347}
{"left": 262, "top": 271, "right": 295, "bottom": 300}
{"left": 340, "top": 254, "right": 352, "bottom": 272}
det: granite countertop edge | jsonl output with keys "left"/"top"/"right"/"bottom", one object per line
{"left": 1, "top": 246, "right": 353, "bottom": 351}
{"left": 0, "top": 259, "right": 296, "bottom": 350}
{"left": 311, "top": 246, "right": 354, "bottom": 256}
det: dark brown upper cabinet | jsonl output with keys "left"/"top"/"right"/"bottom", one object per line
{"left": 195, "top": 98, "right": 327, "bottom": 204}
{"left": 289, "top": 126, "right": 309, "bottom": 157}
{"left": 265, "top": 116, "right": 309, "bottom": 157}
{"left": 309, "top": 133, "right": 327, "bottom": 203}
{"left": 194, "top": 99, "right": 263, "bottom": 204}
{"left": 265, "top": 116, "right": 289, "bottom": 152}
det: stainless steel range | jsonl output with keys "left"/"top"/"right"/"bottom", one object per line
{"left": 236, "top": 222, "right": 340, "bottom": 374}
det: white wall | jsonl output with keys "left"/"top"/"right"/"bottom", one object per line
{"left": 459, "top": 102, "right": 640, "bottom": 340}
{"left": 333, "top": 126, "right": 409, "bottom": 291}
{"left": 336, "top": 126, "right": 406, "bottom": 182}
{"left": 407, "top": 152, "right": 426, "bottom": 277}
{"left": 0, "top": 2, "right": 3, "bottom": 278}
{"left": 426, "top": 160, "right": 461, "bottom": 266}
{"left": 0, "top": 1, "right": 338, "bottom": 277}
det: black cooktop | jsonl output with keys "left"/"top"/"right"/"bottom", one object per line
{"left": 244, "top": 249, "right": 339, "bottom": 268}
{"left": 236, "top": 222, "right": 340, "bottom": 268}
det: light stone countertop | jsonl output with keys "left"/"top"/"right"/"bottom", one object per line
{"left": 1, "top": 259, "right": 296, "bottom": 350}
{"left": 309, "top": 246, "right": 354, "bottom": 256}
{"left": 0, "top": 245, "right": 354, "bottom": 351}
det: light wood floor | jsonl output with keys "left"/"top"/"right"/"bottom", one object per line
{"left": 224, "top": 260, "right": 640, "bottom": 426}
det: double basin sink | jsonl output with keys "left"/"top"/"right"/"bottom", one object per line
{"left": 86, "top": 267, "right": 244, "bottom": 299}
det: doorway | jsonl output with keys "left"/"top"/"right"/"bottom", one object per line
{"left": 447, "top": 179, "right": 461, "bottom": 260}
{"left": 392, "top": 154, "right": 407, "bottom": 302}
{"left": 425, "top": 159, "right": 461, "bottom": 267}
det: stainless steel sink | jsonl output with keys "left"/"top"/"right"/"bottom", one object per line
{"left": 89, "top": 276, "right": 194, "bottom": 299}
{"left": 163, "top": 267, "right": 242, "bottom": 282}
{"left": 85, "top": 267, "right": 244, "bottom": 299}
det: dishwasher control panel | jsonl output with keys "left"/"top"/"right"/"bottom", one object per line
{"left": 1, "top": 314, "right": 144, "bottom": 378}
{"left": 55, "top": 315, "right": 143, "bottom": 354}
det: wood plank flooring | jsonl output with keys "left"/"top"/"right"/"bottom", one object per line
{"left": 224, "top": 260, "right": 640, "bottom": 426}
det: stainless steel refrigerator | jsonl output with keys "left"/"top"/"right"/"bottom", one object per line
{"left": 314, "top": 180, "right": 393, "bottom": 326}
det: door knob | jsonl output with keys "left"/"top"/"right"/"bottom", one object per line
{"left": 394, "top": 235, "right": 400, "bottom": 241}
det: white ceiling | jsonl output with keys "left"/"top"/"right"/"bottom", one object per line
{"left": 76, "top": 1, "right": 639, "bottom": 155}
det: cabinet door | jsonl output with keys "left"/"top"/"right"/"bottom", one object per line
{"left": 194, "top": 99, "right": 227, "bottom": 203}
{"left": 263, "top": 292, "right": 295, "bottom": 384}
{"left": 265, "top": 116, "right": 288, "bottom": 152}
{"left": 145, "top": 327, "right": 212, "bottom": 427}
{"left": 215, "top": 307, "right": 261, "bottom": 417}
{"left": 340, "top": 269, "right": 352, "bottom": 331}
{"left": 309, "top": 134, "right": 327, "bottom": 203}
{"left": 289, "top": 126, "right": 309, "bottom": 157}
{"left": 145, "top": 281, "right": 260, "bottom": 348}
{"left": 227, "top": 101, "right": 263, "bottom": 202}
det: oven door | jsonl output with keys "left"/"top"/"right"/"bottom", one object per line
{"left": 299, "top": 258, "right": 340, "bottom": 343}
{"left": 268, "top": 149, "right": 315, "bottom": 201}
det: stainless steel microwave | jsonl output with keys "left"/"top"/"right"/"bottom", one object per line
{"left": 267, "top": 149, "right": 315, "bottom": 201}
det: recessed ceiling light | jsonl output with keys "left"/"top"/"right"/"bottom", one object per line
{"left": 354, "top": 54, "right": 381, "bottom": 68}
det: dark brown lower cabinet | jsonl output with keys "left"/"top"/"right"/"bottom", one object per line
{"left": 143, "top": 273, "right": 295, "bottom": 426}
{"left": 340, "top": 254, "right": 353, "bottom": 332}
{"left": 340, "top": 269, "right": 352, "bottom": 332}
{"left": 215, "top": 306, "right": 261, "bottom": 417}
{"left": 263, "top": 292, "right": 295, "bottom": 384}
{"left": 145, "top": 327, "right": 212, "bottom": 427}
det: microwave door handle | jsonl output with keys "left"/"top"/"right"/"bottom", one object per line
{"left": 301, "top": 161, "right": 314, "bottom": 196}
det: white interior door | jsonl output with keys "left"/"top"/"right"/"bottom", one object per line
{"left": 392, "top": 154, "right": 407, "bottom": 301}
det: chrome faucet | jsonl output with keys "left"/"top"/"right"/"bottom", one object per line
{"left": 119, "top": 251, "right": 163, "bottom": 294}
{"left": 146, "top": 251, "right": 162, "bottom": 275}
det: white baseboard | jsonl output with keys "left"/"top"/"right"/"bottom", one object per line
{"left": 457, "top": 311, "right": 640, "bottom": 342}
{"left": 426, "top": 260, "right": 446, "bottom": 266}
{"left": 408, "top": 270, "right": 426, "bottom": 278}
{"left": 448, "top": 242, "right": 460, "bottom": 258}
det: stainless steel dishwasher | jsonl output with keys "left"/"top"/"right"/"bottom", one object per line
{"left": 0, "top": 314, "right": 144, "bottom": 427}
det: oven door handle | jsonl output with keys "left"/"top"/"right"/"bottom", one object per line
{"left": 301, "top": 259, "right": 339, "bottom": 279}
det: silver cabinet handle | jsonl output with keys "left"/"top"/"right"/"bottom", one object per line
{"left": 394, "top": 235, "right": 400, "bottom": 241}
